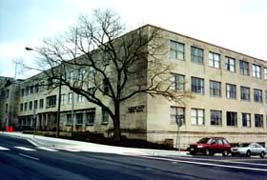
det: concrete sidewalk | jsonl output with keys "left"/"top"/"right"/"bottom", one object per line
{"left": 1, "top": 132, "right": 188, "bottom": 157}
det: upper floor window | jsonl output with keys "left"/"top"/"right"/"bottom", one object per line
{"left": 170, "top": 106, "right": 185, "bottom": 125}
{"left": 255, "top": 114, "right": 263, "bottom": 127}
{"left": 34, "top": 100, "right": 38, "bottom": 110}
{"left": 210, "top": 110, "right": 222, "bottom": 126}
{"left": 226, "top": 111, "right": 237, "bottom": 126}
{"left": 242, "top": 113, "right": 251, "bottom": 127}
{"left": 170, "top": 73, "right": 185, "bottom": 91}
{"left": 191, "top": 77, "right": 204, "bottom": 94}
{"left": 170, "top": 40, "right": 184, "bottom": 60}
{"left": 252, "top": 64, "right": 261, "bottom": 78}
{"left": 264, "top": 68, "right": 267, "bottom": 80}
{"left": 29, "top": 101, "right": 33, "bottom": 111}
{"left": 46, "top": 95, "right": 57, "bottom": 108}
{"left": 103, "top": 78, "right": 110, "bottom": 95}
{"left": 254, "top": 89, "right": 263, "bottom": 103}
{"left": 39, "top": 99, "right": 44, "bottom": 109}
{"left": 61, "top": 94, "right": 65, "bottom": 105}
{"left": 191, "top": 108, "right": 204, "bottom": 125}
{"left": 225, "top": 57, "right": 235, "bottom": 72}
{"left": 240, "top": 86, "right": 250, "bottom": 101}
{"left": 209, "top": 80, "right": 221, "bottom": 97}
{"left": 239, "top": 60, "right": 249, "bottom": 76}
{"left": 102, "top": 108, "right": 109, "bottom": 125}
{"left": 20, "top": 103, "right": 23, "bottom": 112}
{"left": 226, "top": 84, "right": 236, "bottom": 99}
{"left": 77, "top": 94, "right": 85, "bottom": 103}
{"left": 191, "top": 46, "right": 203, "bottom": 64}
{"left": 21, "top": 89, "right": 25, "bottom": 97}
{"left": 208, "top": 52, "right": 220, "bottom": 68}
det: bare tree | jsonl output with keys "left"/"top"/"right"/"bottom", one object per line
{"left": 27, "top": 9, "right": 189, "bottom": 140}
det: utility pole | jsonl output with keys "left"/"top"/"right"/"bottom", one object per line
{"left": 56, "top": 70, "right": 62, "bottom": 138}
{"left": 176, "top": 115, "right": 183, "bottom": 153}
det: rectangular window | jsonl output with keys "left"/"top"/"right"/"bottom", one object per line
{"left": 77, "top": 94, "right": 85, "bottom": 103}
{"left": 66, "top": 114, "right": 72, "bottom": 126}
{"left": 240, "top": 60, "right": 249, "bottom": 76}
{"left": 86, "top": 108, "right": 96, "bottom": 125}
{"left": 102, "top": 108, "right": 109, "bottom": 125}
{"left": 191, "top": 108, "right": 204, "bottom": 125}
{"left": 208, "top": 52, "right": 220, "bottom": 68}
{"left": 76, "top": 113, "right": 83, "bottom": 125}
{"left": 240, "top": 86, "right": 250, "bottom": 101}
{"left": 103, "top": 78, "right": 110, "bottom": 95}
{"left": 209, "top": 80, "right": 221, "bottom": 97}
{"left": 61, "top": 94, "right": 65, "bottom": 105}
{"left": 20, "top": 103, "right": 23, "bottom": 112}
{"left": 210, "top": 110, "right": 222, "bottom": 126}
{"left": 225, "top": 57, "right": 235, "bottom": 72}
{"left": 34, "top": 100, "right": 38, "bottom": 110}
{"left": 170, "top": 40, "right": 185, "bottom": 60}
{"left": 255, "top": 114, "right": 263, "bottom": 127}
{"left": 226, "top": 111, "right": 237, "bottom": 126}
{"left": 46, "top": 95, "right": 57, "bottom": 108}
{"left": 226, "top": 84, "right": 236, "bottom": 99}
{"left": 242, "top": 113, "right": 251, "bottom": 127}
{"left": 191, "top": 46, "right": 203, "bottom": 64}
{"left": 252, "top": 64, "right": 261, "bottom": 78}
{"left": 254, "top": 89, "right": 263, "bottom": 103}
{"left": 24, "top": 102, "right": 28, "bottom": 111}
{"left": 21, "top": 89, "right": 25, "bottom": 97}
{"left": 170, "top": 106, "right": 185, "bottom": 125}
{"left": 39, "top": 99, "right": 44, "bottom": 109}
{"left": 29, "top": 101, "right": 33, "bottom": 111}
{"left": 191, "top": 77, "right": 204, "bottom": 94}
{"left": 68, "top": 92, "right": 73, "bottom": 104}
{"left": 264, "top": 68, "right": 267, "bottom": 80}
{"left": 170, "top": 73, "right": 185, "bottom": 91}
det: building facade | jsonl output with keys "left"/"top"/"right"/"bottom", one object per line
{"left": 1, "top": 25, "right": 267, "bottom": 148}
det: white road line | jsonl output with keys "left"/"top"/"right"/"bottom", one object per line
{"left": 14, "top": 146, "right": 36, "bottom": 151}
{"left": 37, "top": 147, "right": 58, "bottom": 152}
{"left": 142, "top": 156, "right": 267, "bottom": 172}
{"left": 0, "top": 146, "right": 10, "bottom": 151}
{"left": 19, "top": 153, "right": 39, "bottom": 161}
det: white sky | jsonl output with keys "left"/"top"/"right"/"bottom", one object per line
{"left": 1, "top": 0, "right": 267, "bottom": 79}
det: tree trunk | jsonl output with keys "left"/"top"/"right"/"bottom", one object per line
{"left": 113, "top": 102, "right": 121, "bottom": 141}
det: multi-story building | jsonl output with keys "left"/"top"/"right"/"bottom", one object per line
{"left": 1, "top": 24, "right": 267, "bottom": 148}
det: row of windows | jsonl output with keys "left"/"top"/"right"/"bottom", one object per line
{"left": 171, "top": 74, "right": 266, "bottom": 103}
{"left": 170, "top": 40, "right": 267, "bottom": 79}
{"left": 170, "top": 106, "right": 266, "bottom": 128}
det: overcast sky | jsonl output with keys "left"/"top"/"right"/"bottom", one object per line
{"left": 1, "top": 0, "right": 267, "bottom": 79}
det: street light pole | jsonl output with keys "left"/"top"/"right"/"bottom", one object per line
{"left": 56, "top": 72, "right": 62, "bottom": 138}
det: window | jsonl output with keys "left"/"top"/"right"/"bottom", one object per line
{"left": 46, "top": 95, "right": 57, "bottom": 108}
{"left": 242, "top": 113, "right": 251, "bottom": 127}
{"left": 34, "top": 100, "right": 38, "bottom": 110}
{"left": 24, "top": 102, "right": 28, "bottom": 111}
{"left": 77, "top": 94, "right": 85, "bottom": 103}
{"left": 210, "top": 110, "right": 222, "bottom": 126}
{"left": 255, "top": 114, "right": 263, "bottom": 127}
{"left": 68, "top": 92, "right": 73, "bottom": 104}
{"left": 29, "top": 101, "right": 33, "bottom": 111}
{"left": 21, "top": 89, "right": 25, "bottom": 97}
{"left": 76, "top": 113, "right": 83, "bottom": 125}
{"left": 209, "top": 80, "right": 221, "bottom": 97}
{"left": 5, "top": 104, "right": 8, "bottom": 112}
{"left": 170, "top": 73, "right": 185, "bottom": 91}
{"left": 265, "top": 90, "right": 267, "bottom": 104}
{"left": 226, "top": 84, "right": 236, "bottom": 99}
{"left": 39, "top": 99, "right": 44, "bottom": 109}
{"left": 264, "top": 68, "right": 267, "bottom": 80}
{"left": 240, "top": 86, "right": 250, "bottom": 101}
{"left": 191, "top": 46, "right": 203, "bottom": 64}
{"left": 254, "top": 89, "right": 263, "bottom": 103}
{"left": 20, "top": 103, "right": 23, "bottom": 112}
{"left": 170, "top": 40, "right": 184, "bottom": 60}
{"left": 239, "top": 60, "right": 249, "bottom": 76}
{"left": 208, "top": 52, "right": 220, "bottom": 68}
{"left": 103, "top": 78, "right": 109, "bottom": 95}
{"left": 102, "top": 108, "right": 109, "bottom": 125}
{"left": 61, "top": 94, "right": 65, "bottom": 105}
{"left": 191, "top": 108, "right": 204, "bottom": 125}
{"left": 66, "top": 114, "right": 72, "bottom": 126}
{"left": 30, "top": 86, "right": 34, "bottom": 94}
{"left": 170, "top": 106, "right": 185, "bottom": 125}
{"left": 191, "top": 77, "right": 204, "bottom": 94}
{"left": 252, "top": 64, "right": 261, "bottom": 78}
{"left": 225, "top": 57, "right": 235, "bottom": 72}
{"left": 226, "top": 111, "right": 237, "bottom": 126}
{"left": 86, "top": 109, "right": 96, "bottom": 125}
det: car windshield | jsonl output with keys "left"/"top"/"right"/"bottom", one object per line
{"left": 197, "top": 137, "right": 210, "bottom": 143}
{"left": 238, "top": 143, "right": 250, "bottom": 147}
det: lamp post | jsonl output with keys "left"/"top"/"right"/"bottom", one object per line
{"left": 175, "top": 115, "right": 183, "bottom": 153}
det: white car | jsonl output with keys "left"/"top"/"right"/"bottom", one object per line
{"left": 231, "top": 143, "right": 267, "bottom": 158}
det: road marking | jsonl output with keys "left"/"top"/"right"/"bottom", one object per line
{"left": 14, "top": 146, "right": 36, "bottom": 151}
{"left": 19, "top": 153, "right": 39, "bottom": 161}
{"left": 37, "top": 147, "right": 58, "bottom": 152}
{"left": 0, "top": 146, "right": 10, "bottom": 151}
{"left": 142, "top": 156, "right": 267, "bottom": 172}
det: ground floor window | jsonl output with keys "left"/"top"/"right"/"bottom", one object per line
{"left": 226, "top": 111, "right": 237, "bottom": 126}
{"left": 76, "top": 113, "right": 83, "bottom": 125}
{"left": 210, "top": 110, "right": 222, "bottom": 126}
{"left": 255, "top": 114, "right": 263, "bottom": 127}
{"left": 86, "top": 108, "right": 96, "bottom": 125}
{"left": 191, "top": 108, "right": 204, "bottom": 125}
{"left": 242, "top": 113, "right": 251, "bottom": 127}
{"left": 170, "top": 106, "right": 185, "bottom": 125}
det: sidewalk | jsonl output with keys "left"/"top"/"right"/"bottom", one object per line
{"left": 1, "top": 132, "right": 188, "bottom": 157}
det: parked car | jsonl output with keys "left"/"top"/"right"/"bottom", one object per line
{"left": 188, "top": 137, "right": 231, "bottom": 156}
{"left": 231, "top": 143, "right": 266, "bottom": 158}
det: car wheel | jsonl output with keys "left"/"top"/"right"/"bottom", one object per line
{"left": 222, "top": 150, "right": 229, "bottom": 156}
{"left": 246, "top": 150, "right": 251, "bottom": 157}
{"left": 205, "top": 149, "right": 212, "bottom": 156}
{"left": 260, "top": 151, "right": 265, "bottom": 158}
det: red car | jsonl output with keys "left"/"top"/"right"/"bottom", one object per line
{"left": 188, "top": 137, "right": 231, "bottom": 156}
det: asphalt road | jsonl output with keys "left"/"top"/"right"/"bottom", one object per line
{"left": 1, "top": 134, "right": 267, "bottom": 180}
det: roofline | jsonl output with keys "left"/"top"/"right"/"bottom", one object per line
{"left": 144, "top": 24, "right": 266, "bottom": 63}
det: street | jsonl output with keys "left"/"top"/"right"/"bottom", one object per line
{"left": 0, "top": 134, "right": 267, "bottom": 180}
